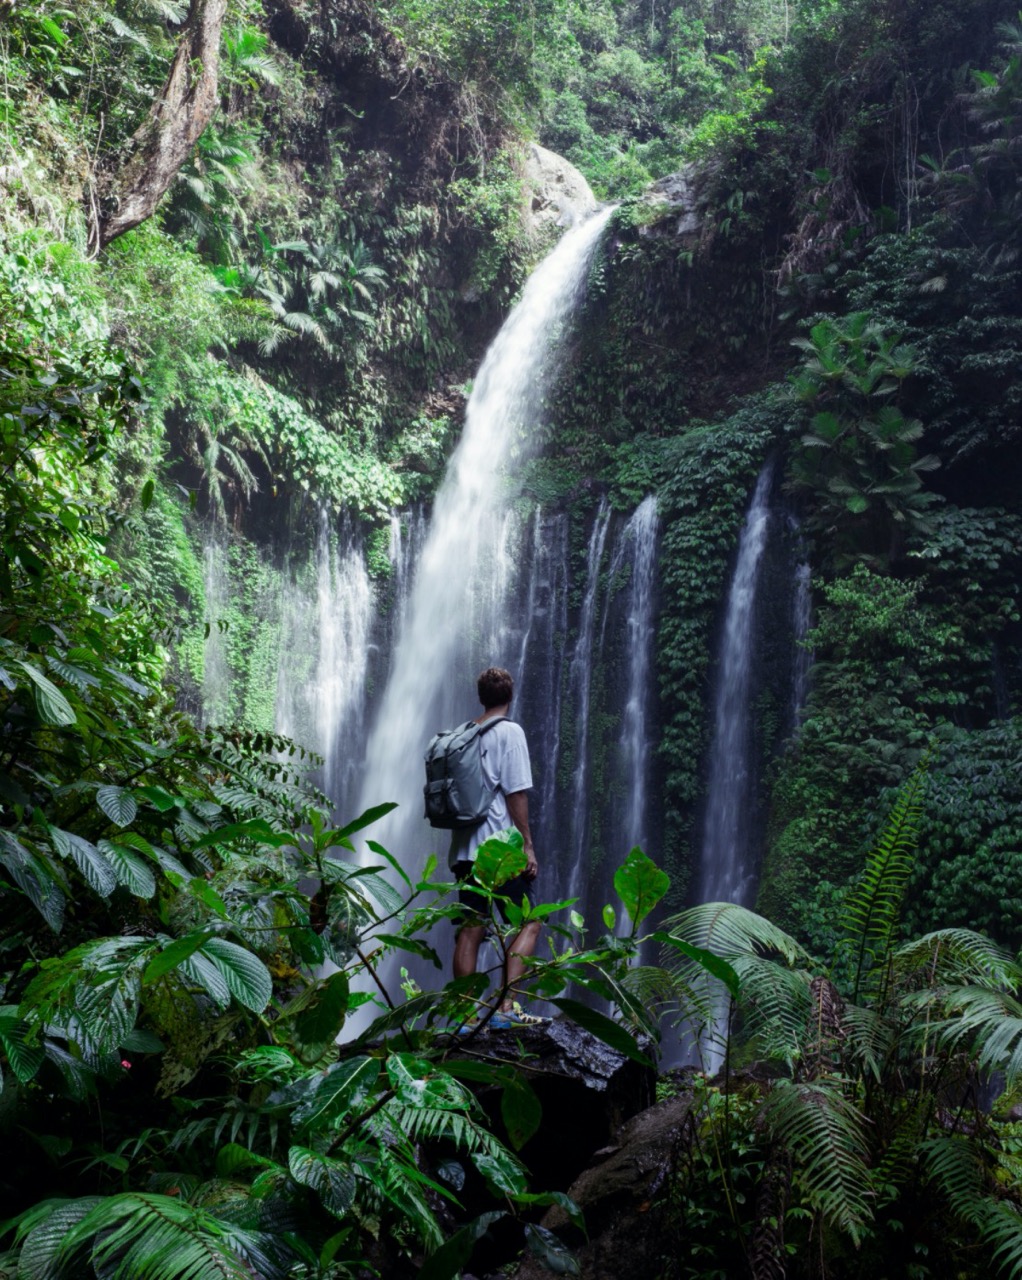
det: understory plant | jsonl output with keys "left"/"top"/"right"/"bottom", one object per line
{"left": 664, "top": 766, "right": 1022, "bottom": 1279}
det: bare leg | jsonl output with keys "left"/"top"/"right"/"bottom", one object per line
{"left": 453, "top": 923, "right": 486, "bottom": 982}
{"left": 499, "top": 921, "right": 541, "bottom": 1012}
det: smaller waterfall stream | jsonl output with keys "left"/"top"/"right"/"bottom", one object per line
{"left": 620, "top": 496, "right": 658, "bottom": 854}
{"left": 566, "top": 500, "right": 612, "bottom": 900}
{"left": 697, "top": 464, "right": 774, "bottom": 907}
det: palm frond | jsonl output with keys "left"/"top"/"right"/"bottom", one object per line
{"left": 760, "top": 1079, "right": 874, "bottom": 1244}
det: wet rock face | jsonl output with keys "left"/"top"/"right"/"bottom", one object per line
{"left": 509, "top": 1092, "right": 694, "bottom": 1280}
{"left": 524, "top": 144, "right": 600, "bottom": 235}
{"left": 470, "top": 1015, "right": 657, "bottom": 1196}
{"left": 641, "top": 165, "right": 713, "bottom": 239}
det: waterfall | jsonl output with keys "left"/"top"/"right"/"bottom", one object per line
{"left": 620, "top": 496, "right": 658, "bottom": 854}
{"left": 314, "top": 514, "right": 374, "bottom": 801}
{"left": 201, "top": 534, "right": 230, "bottom": 727}
{"left": 356, "top": 207, "right": 617, "bottom": 863}
{"left": 791, "top": 560, "right": 813, "bottom": 733}
{"left": 566, "top": 500, "right": 612, "bottom": 900}
{"left": 697, "top": 464, "right": 774, "bottom": 907}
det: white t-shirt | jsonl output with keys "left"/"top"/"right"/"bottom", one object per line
{"left": 448, "top": 719, "right": 532, "bottom": 868}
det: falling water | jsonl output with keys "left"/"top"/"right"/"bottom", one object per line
{"left": 697, "top": 464, "right": 774, "bottom": 906}
{"left": 201, "top": 535, "right": 231, "bottom": 727}
{"left": 357, "top": 207, "right": 617, "bottom": 862}
{"left": 566, "top": 500, "right": 612, "bottom": 900}
{"left": 791, "top": 561, "right": 813, "bottom": 733}
{"left": 620, "top": 496, "right": 658, "bottom": 854}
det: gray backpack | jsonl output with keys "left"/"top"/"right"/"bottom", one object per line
{"left": 423, "top": 716, "right": 508, "bottom": 829}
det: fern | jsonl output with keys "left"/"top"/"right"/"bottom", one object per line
{"left": 664, "top": 902, "right": 810, "bottom": 964}
{"left": 15, "top": 1193, "right": 281, "bottom": 1280}
{"left": 840, "top": 763, "right": 927, "bottom": 1002}
{"left": 760, "top": 1079, "right": 874, "bottom": 1244}
{"left": 729, "top": 955, "right": 813, "bottom": 1068}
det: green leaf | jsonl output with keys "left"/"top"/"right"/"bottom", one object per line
{"left": 96, "top": 786, "right": 138, "bottom": 828}
{"left": 417, "top": 1212, "right": 506, "bottom": 1280}
{"left": 16, "top": 661, "right": 76, "bottom": 726}
{"left": 374, "top": 935, "right": 441, "bottom": 968}
{"left": 136, "top": 786, "right": 180, "bottom": 813}
{"left": 334, "top": 802, "right": 398, "bottom": 841}
{"left": 140, "top": 478, "right": 155, "bottom": 511}
{"left": 200, "top": 938, "right": 272, "bottom": 1012}
{"left": 0, "top": 1009, "right": 45, "bottom": 1083}
{"left": 191, "top": 819, "right": 294, "bottom": 850}
{"left": 292, "top": 972, "right": 350, "bottom": 1064}
{"left": 613, "top": 847, "right": 669, "bottom": 928}
{"left": 652, "top": 933, "right": 740, "bottom": 999}
{"left": 501, "top": 1073, "right": 542, "bottom": 1150}
{"left": 549, "top": 998, "right": 654, "bottom": 1067}
{"left": 292, "top": 1056, "right": 380, "bottom": 1130}
{"left": 48, "top": 828, "right": 117, "bottom": 897}
{"left": 288, "top": 1146, "right": 357, "bottom": 1218}
{"left": 98, "top": 840, "right": 156, "bottom": 899}
{"left": 472, "top": 1151, "right": 528, "bottom": 1196}
{"left": 602, "top": 904, "right": 616, "bottom": 931}
{"left": 387, "top": 1053, "right": 470, "bottom": 1110}
{"left": 142, "top": 931, "right": 213, "bottom": 985}
{"left": 472, "top": 829, "right": 526, "bottom": 891}
{"left": 525, "top": 1223, "right": 580, "bottom": 1275}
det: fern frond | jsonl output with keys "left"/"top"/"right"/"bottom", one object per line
{"left": 58, "top": 1192, "right": 265, "bottom": 1280}
{"left": 839, "top": 763, "right": 927, "bottom": 1001}
{"left": 729, "top": 955, "right": 813, "bottom": 1068}
{"left": 840, "top": 1001, "right": 894, "bottom": 1081}
{"left": 760, "top": 1079, "right": 874, "bottom": 1244}
{"left": 893, "top": 928, "right": 1020, "bottom": 991}
{"left": 981, "top": 1200, "right": 1022, "bottom": 1279}
{"left": 663, "top": 902, "right": 809, "bottom": 965}
{"left": 932, "top": 986, "right": 1022, "bottom": 1089}
{"left": 918, "top": 1135, "right": 986, "bottom": 1226}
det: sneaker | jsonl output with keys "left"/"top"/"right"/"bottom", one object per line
{"left": 456, "top": 1017, "right": 480, "bottom": 1035}
{"left": 490, "top": 1005, "right": 548, "bottom": 1029}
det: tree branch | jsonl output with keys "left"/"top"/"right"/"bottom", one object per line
{"left": 89, "top": 0, "right": 229, "bottom": 253}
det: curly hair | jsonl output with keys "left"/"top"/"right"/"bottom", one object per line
{"left": 477, "top": 666, "right": 513, "bottom": 709}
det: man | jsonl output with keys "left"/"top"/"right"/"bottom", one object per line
{"left": 450, "top": 666, "right": 544, "bottom": 1028}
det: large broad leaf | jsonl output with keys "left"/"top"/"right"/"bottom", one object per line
{"left": 472, "top": 829, "right": 526, "bottom": 891}
{"left": 288, "top": 1146, "right": 357, "bottom": 1218}
{"left": 387, "top": 1053, "right": 471, "bottom": 1111}
{"left": 335, "top": 802, "right": 399, "bottom": 841}
{"left": 472, "top": 1151, "right": 528, "bottom": 1196}
{"left": 292, "top": 972, "right": 350, "bottom": 1064}
{"left": 16, "top": 660, "right": 76, "bottom": 726}
{"left": 292, "top": 1056, "right": 381, "bottom": 1130}
{"left": 142, "top": 931, "right": 213, "bottom": 985}
{"left": 417, "top": 1212, "right": 506, "bottom": 1280}
{"left": 96, "top": 785, "right": 137, "bottom": 828}
{"left": 48, "top": 827, "right": 117, "bottom": 897}
{"left": 525, "top": 1224, "right": 580, "bottom": 1276}
{"left": 98, "top": 840, "right": 156, "bottom": 899}
{"left": 200, "top": 938, "right": 272, "bottom": 1013}
{"left": 501, "top": 1073, "right": 542, "bottom": 1151}
{"left": 191, "top": 819, "right": 295, "bottom": 851}
{"left": 613, "top": 847, "right": 669, "bottom": 928}
{"left": 0, "top": 1007, "right": 45, "bottom": 1084}
{"left": 549, "top": 998, "right": 654, "bottom": 1068}
{"left": 652, "top": 932, "right": 740, "bottom": 999}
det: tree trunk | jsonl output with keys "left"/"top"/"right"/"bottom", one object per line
{"left": 90, "top": 0, "right": 229, "bottom": 253}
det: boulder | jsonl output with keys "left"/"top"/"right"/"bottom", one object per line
{"left": 639, "top": 164, "right": 713, "bottom": 240}
{"left": 509, "top": 1090, "right": 694, "bottom": 1280}
{"left": 524, "top": 144, "right": 599, "bottom": 236}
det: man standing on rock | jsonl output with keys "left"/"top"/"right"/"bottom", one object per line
{"left": 449, "top": 666, "right": 546, "bottom": 1028}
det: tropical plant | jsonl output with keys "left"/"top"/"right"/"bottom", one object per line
{"left": 786, "top": 312, "right": 941, "bottom": 568}
{"left": 662, "top": 767, "right": 1022, "bottom": 1279}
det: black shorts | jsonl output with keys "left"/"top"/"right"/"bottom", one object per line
{"left": 453, "top": 861, "right": 536, "bottom": 926}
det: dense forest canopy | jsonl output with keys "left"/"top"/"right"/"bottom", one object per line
{"left": 4, "top": 0, "right": 1022, "bottom": 1276}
